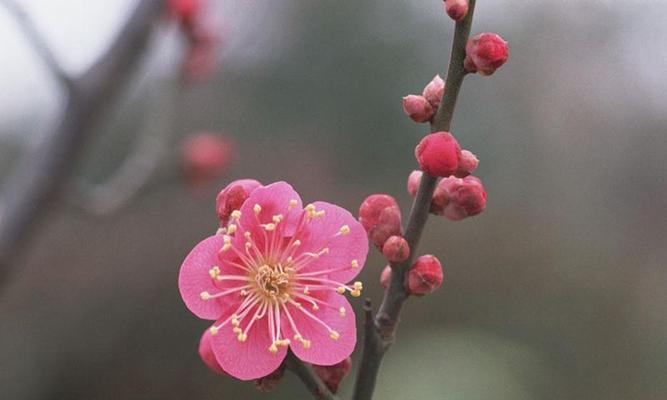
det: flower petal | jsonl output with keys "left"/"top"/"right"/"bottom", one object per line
{"left": 210, "top": 308, "right": 288, "bottom": 380}
{"left": 179, "top": 235, "right": 234, "bottom": 320}
{"left": 297, "top": 201, "right": 368, "bottom": 283}
{"left": 283, "top": 292, "right": 356, "bottom": 365}
{"left": 199, "top": 329, "right": 228, "bottom": 375}
{"left": 237, "top": 181, "right": 303, "bottom": 243}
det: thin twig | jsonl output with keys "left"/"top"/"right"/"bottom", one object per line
{"left": 352, "top": 2, "right": 477, "bottom": 399}
{"left": 285, "top": 351, "right": 340, "bottom": 400}
{"left": 0, "top": 0, "right": 165, "bottom": 291}
{"left": 0, "top": 0, "right": 74, "bottom": 90}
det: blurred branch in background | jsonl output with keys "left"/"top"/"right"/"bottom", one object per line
{"left": 0, "top": 0, "right": 73, "bottom": 90}
{"left": 67, "top": 82, "right": 175, "bottom": 216}
{"left": 0, "top": 0, "right": 165, "bottom": 292}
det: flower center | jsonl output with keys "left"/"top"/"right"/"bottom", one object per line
{"left": 254, "top": 263, "right": 291, "bottom": 300}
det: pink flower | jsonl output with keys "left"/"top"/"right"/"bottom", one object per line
{"left": 198, "top": 329, "right": 227, "bottom": 375}
{"left": 179, "top": 182, "right": 368, "bottom": 380}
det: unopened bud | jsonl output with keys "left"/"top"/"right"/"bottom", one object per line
{"left": 181, "top": 133, "right": 233, "bottom": 187}
{"left": 464, "top": 33, "right": 509, "bottom": 76}
{"left": 422, "top": 75, "right": 445, "bottom": 109}
{"left": 198, "top": 329, "right": 227, "bottom": 375}
{"left": 444, "top": 0, "right": 469, "bottom": 21}
{"left": 406, "top": 255, "right": 443, "bottom": 296}
{"left": 216, "top": 179, "right": 262, "bottom": 226}
{"left": 435, "top": 176, "right": 487, "bottom": 220}
{"left": 402, "top": 95, "right": 434, "bottom": 123}
{"left": 254, "top": 364, "right": 286, "bottom": 393}
{"left": 407, "top": 170, "right": 423, "bottom": 197}
{"left": 415, "top": 131, "right": 462, "bottom": 177}
{"left": 312, "top": 358, "right": 352, "bottom": 393}
{"left": 454, "top": 149, "right": 479, "bottom": 177}
{"left": 382, "top": 235, "right": 410, "bottom": 263}
{"left": 359, "top": 194, "right": 402, "bottom": 248}
{"left": 380, "top": 265, "right": 392, "bottom": 289}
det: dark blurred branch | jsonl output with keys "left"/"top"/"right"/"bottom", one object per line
{"left": 285, "top": 351, "right": 340, "bottom": 400}
{"left": 0, "top": 0, "right": 165, "bottom": 290}
{"left": 0, "top": 0, "right": 74, "bottom": 90}
{"left": 352, "top": 1, "right": 477, "bottom": 399}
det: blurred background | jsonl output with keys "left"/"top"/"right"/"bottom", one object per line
{"left": 1, "top": 0, "right": 666, "bottom": 399}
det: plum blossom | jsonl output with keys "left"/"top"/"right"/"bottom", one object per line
{"left": 179, "top": 182, "right": 368, "bottom": 380}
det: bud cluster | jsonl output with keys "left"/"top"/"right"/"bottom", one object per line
{"left": 402, "top": 75, "right": 445, "bottom": 123}
{"left": 379, "top": 255, "right": 444, "bottom": 296}
{"left": 168, "top": 0, "right": 221, "bottom": 81}
{"left": 358, "top": 194, "right": 402, "bottom": 249}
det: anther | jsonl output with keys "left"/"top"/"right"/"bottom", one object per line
{"left": 227, "top": 224, "right": 237, "bottom": 234}
{"left": 209, "top": 326, "right": 219, "bottom": 335}
{"left": 289, "top": 199, "right": 298, "bottom": 209}
{"left": 268, "top": 343, "right": 278, "bottom": 353}
{"left": 330, "top": 331, "right": 340, "bottom": 340}
{"left": 272, "top": 214, "right": 283, "bottom": 223}
{"left": 238, "top": 333, "right": 247, "bottom": 342}
{"left": 263, "top": 223, "right": 276, "bottom": 231}
{"left": 231, "top": 210, "right": 241, "bottom": 220}
{"left": 336, "top": 287, "right": 346, "bottom": 294}
{"left": 339, "top": 225, "right": 351, "bottom": 235}
{"left": 339, "top": 307, "right": 346, "bottom": 317}
{"left": 351, "top": 259, "right": 359, "bottom": 268}
{"left": 253, "top": 204, "right": 262, "bottom": 215}
{"left": 200, "top": 291, "right": 211, "bottom": 300}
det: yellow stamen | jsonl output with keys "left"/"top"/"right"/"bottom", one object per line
{"left": 288, "top": 199, "right": 298, "bottom": 209}
{"left": 200, "top": 291, "right": 211, "bottom": 300}
{"left": 231, "top": 210, "right": 241, "bottom": 219}
{"left": 209, "top": 326, "right": 219, "bottom": 335}
{"left": 339, "top": 225, "right": 350, "bottom": 235}
{"left": 351, "top": 259, "right": 359, "bottom": 268}
{"left": 227, "top": 224, "right": 237, "bottom": 234}
{"left": 336, "top": 287, "right": 346, "bottom": 294}
{"left": 330, "top": 331, "right": 340, "bottom": 340}
{"left": 253, "top": 204, "right": 262, "bottom": 215}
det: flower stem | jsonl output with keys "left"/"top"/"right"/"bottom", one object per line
{"left": 351, "top": 2, "right": 477, "bottom": 399}
{"left": 286, "top": 351, "right": 339, "bottom": 400}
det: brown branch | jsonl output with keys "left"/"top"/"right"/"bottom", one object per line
{"left": 0, "top": 0, "right": 165, "bottom": 291}
{"left": 351, "top": 1, "right": 477, "bottom": 399}
{"left": 285, "top": 351, "right": 340, "bottom": 400}
{"left": 0, "top": 0, "right": 74, "bottom": 90}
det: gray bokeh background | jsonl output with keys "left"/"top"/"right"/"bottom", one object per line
{"left": 1, "top": 1, "right": 666, "bottom": 399}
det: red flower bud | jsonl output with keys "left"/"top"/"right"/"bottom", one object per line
{"left": 415, "top": 131, "right": 461, "bottom": 177}
{"left": 422, "top": 75, "right": 445, "bottom": 109}
{"left": 407, "top": 170, "right": 423, "bottom": 197}
{"left": 434, "top": 176, "right": 487, "bottom": 220}
{"left": 198, "top": 330, "right": 227, "bottom": 375}
{"left": 444, "top": 0, "right": 469, "bottom": 21}
{"left": 359, "top": 194, "right": 402, "bottom": 248}
{"left": 454, "top": 149, "right": 479, "bottom": 177}
{"left": 382, "top": 235, "right": 410, "bottom": 263}
{"left": 402, "top": 95, "right": 434, "bottom": 123}
{"left": 380, "top": 265, "right": 392, "bottom": 289}
{"left": 406, "top": 255, "right": 443, "bottom": 296}
{"left": 464, "top": 33, "right": 509, "bottom": 76}
{"left": 216, "top": 179, "right": 262, "bottom": 226}
{"left": 254, "top": 364, "right": 286, "bottom": 393}
{"left": 181, "top": 133, "right": 233, "bottom": 187}
{"left": 312, "top": 358, "right": 352, "bottom": 393}
{"left": 169, "top": 0, "right": 202, "bottom": 27}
